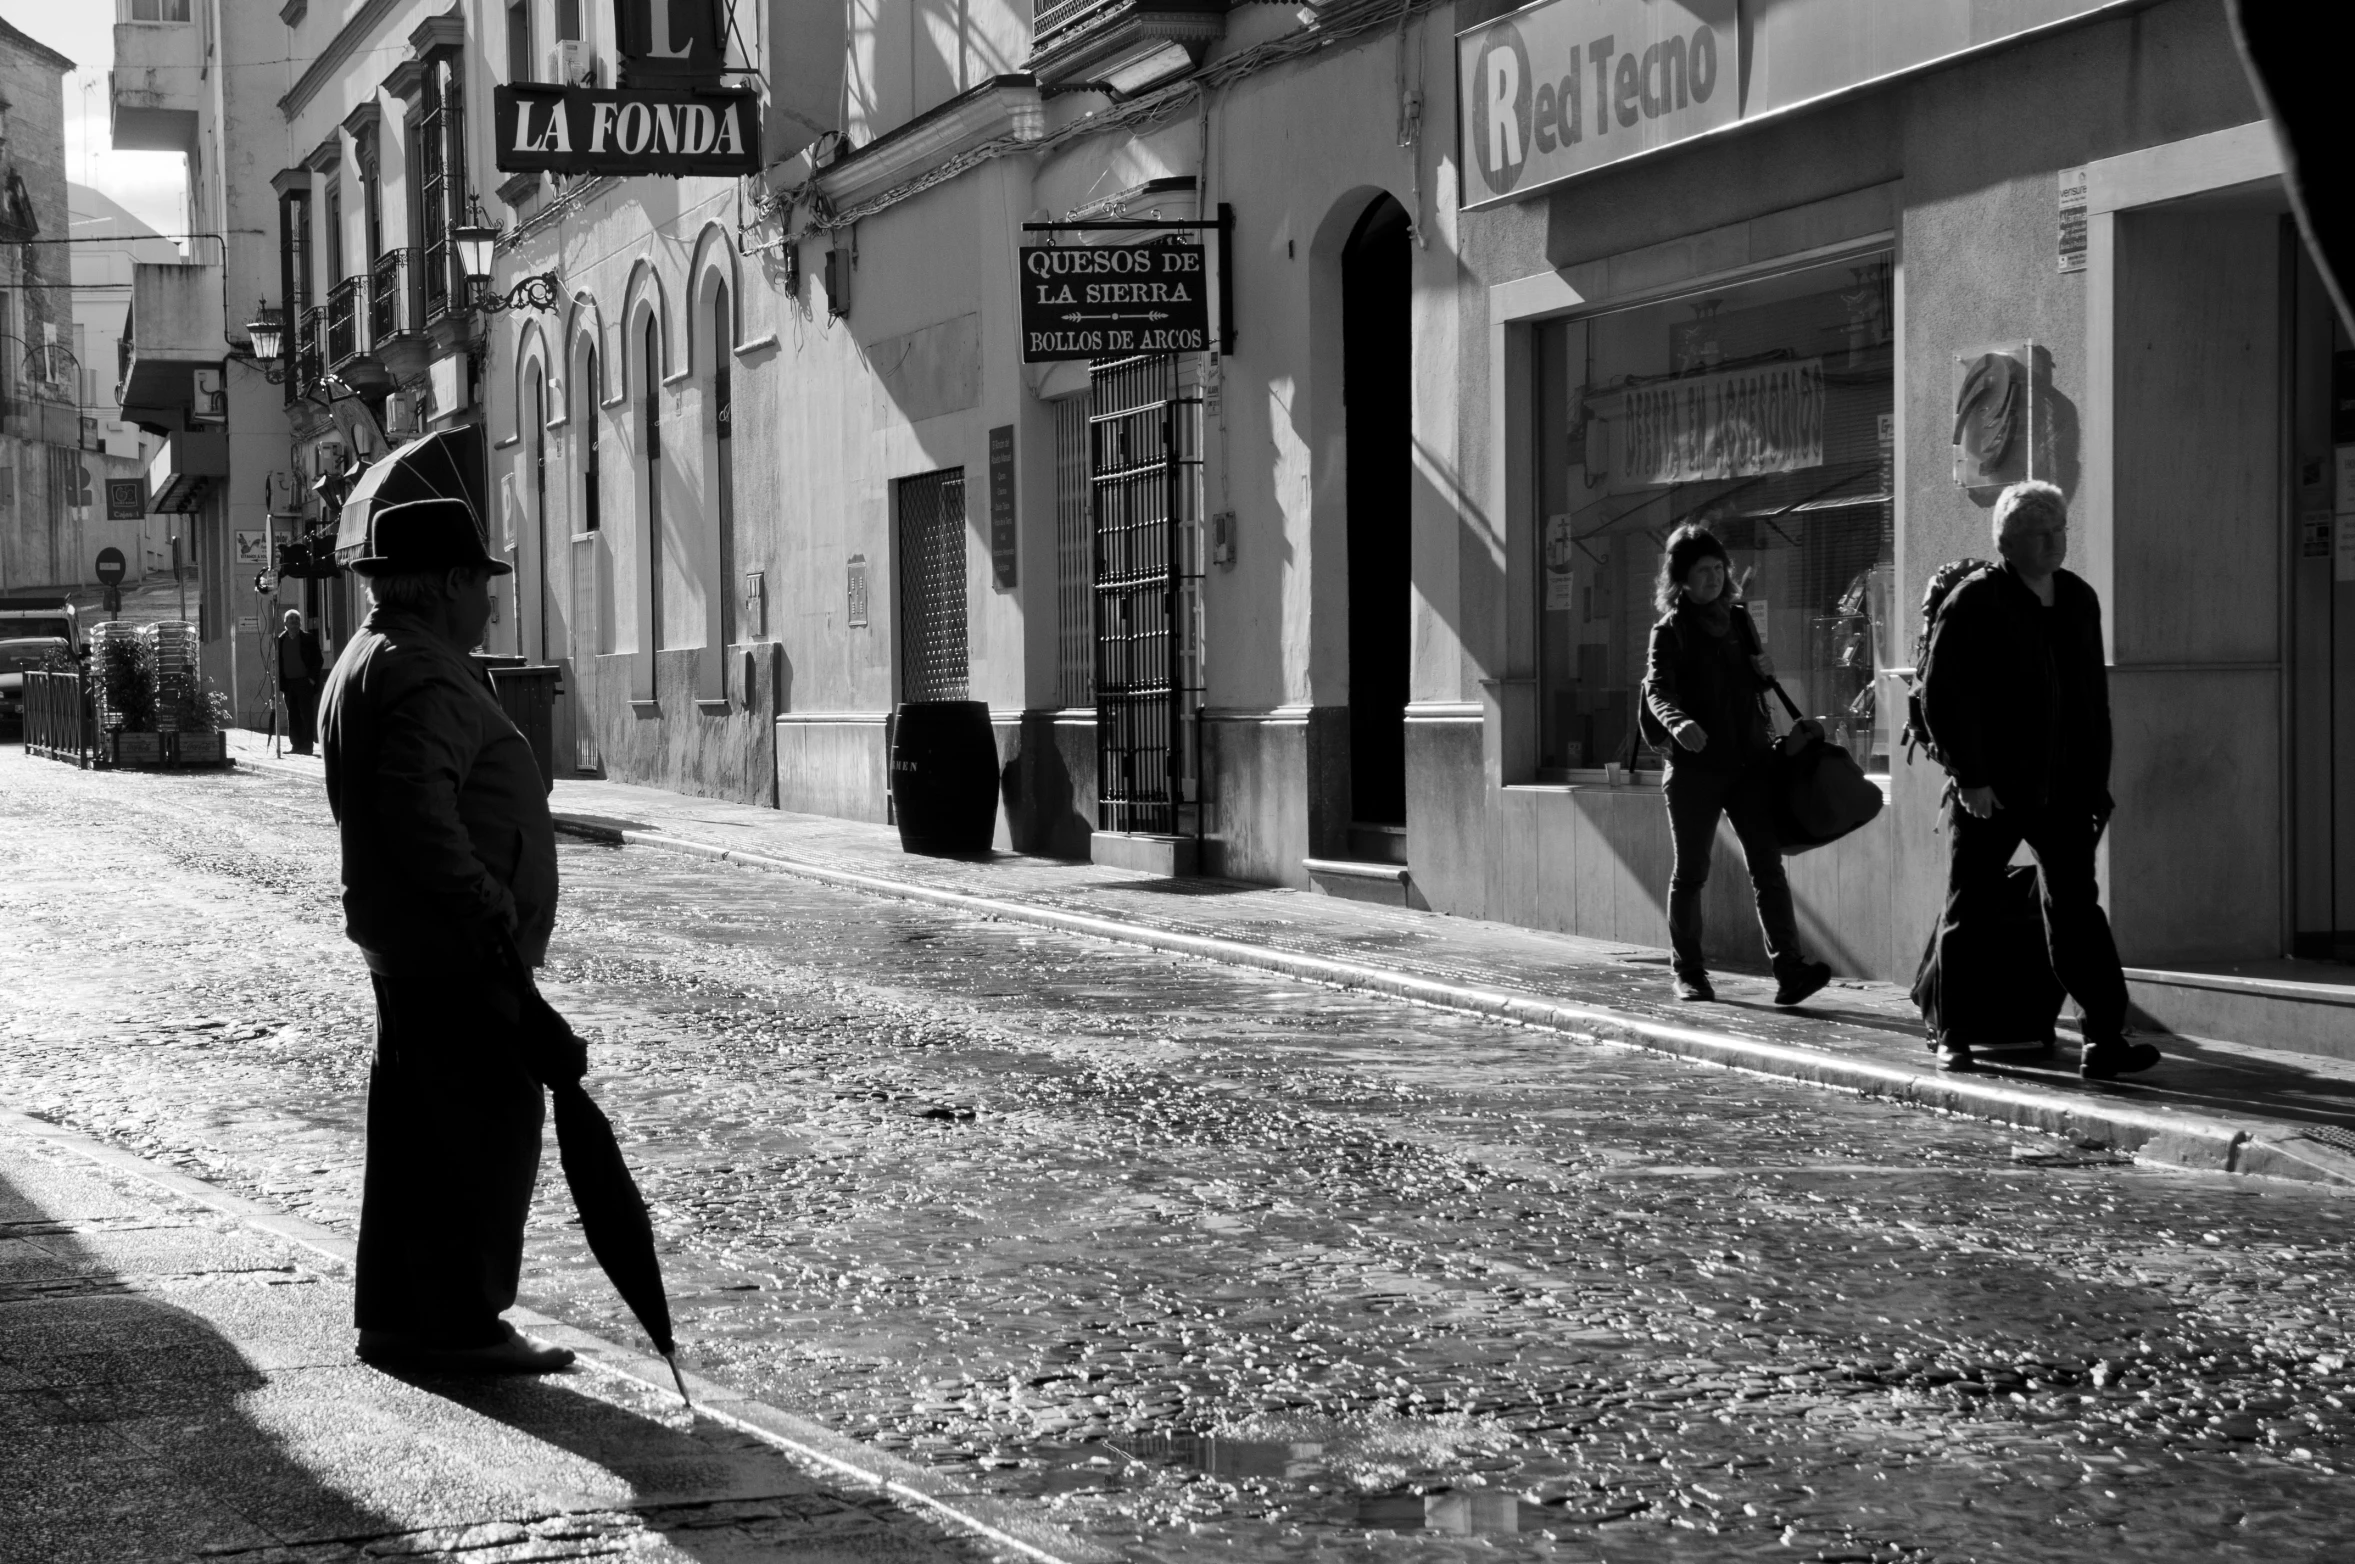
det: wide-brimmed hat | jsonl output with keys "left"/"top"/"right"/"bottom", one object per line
{"left": 348, "top": 497, "right": 512, "bottom": 578}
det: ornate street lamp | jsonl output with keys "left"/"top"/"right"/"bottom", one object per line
{"left": 455, "top": 198, "right": 561, "bottom": 315}
{"left": 239, "top": 301, "right": 288, "bottom": 383}
{"left": 245, "top": 302, "right": 285, "bottom": 361}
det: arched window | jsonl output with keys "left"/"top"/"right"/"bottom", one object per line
{"left": 580, "top": 341, "right": 600, "bottom": 533}
{"left": 528, "top": 364, "right": 548, "bottom": 660}
{"left": 713, "top": 284, "right": 734, "bottom": 649}
{"left": 643, "top": 314, "right": 663, "bottom": 686}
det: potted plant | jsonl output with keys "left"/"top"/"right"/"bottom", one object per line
{"left": 169, "top": 680, "right": 233, "bottom": 766}
{"left": 96, "top": 631, "right": 160, "bottom": 766}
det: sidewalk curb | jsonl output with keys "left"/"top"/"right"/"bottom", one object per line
{"left": 0, "top": 1104, "right": 1118, "bottom": 1564}
{"left": 551, "top": 814, "right": 2355, "bottom": 1192}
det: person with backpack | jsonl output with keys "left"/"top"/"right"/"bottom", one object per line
{"left": 1640, "top": 524, "right": 1835, "bottom": 1007}
{"left": 1916, "top": 479, "right": 2158, "bottom": 1079}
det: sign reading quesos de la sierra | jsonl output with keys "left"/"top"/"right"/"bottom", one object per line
{"left": 494, "top": 0, "right": 759, "bottom": 177}
{"left": 1458, "top": 0, "right": 1736, "bottom": 207}
{"left": 1019, "top": 240, "right": 1210, "bottom": 363}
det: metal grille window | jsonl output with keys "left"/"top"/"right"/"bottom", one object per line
{"left": 277, "top": 190, "right": 310, "bottom": 401}
{"left": 896, "top": 468, "right": 969, "bottom": 702}
{"left": 1090, "top": 353, "right": 1203, "bottom": 836}
{"left": 1054, "top": 395, "right": 1093, "bottom": 706}
{"left": 416, "top": 61, "right": 465, "bottom": 321}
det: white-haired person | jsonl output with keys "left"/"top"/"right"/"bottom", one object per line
{"left": 1919, "top": 479, "right": 2157, "bottom": 1079}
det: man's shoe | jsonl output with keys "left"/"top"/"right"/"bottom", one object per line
{"left": 1772, "top": 960, "right": 1834, "bottom": 1007}
{"left": 359, "top": 1322, "right": 575, "bottom": 1375}
{"left": 2080, "top": 1036, "right": 2162, "bottom": 1081}
{"left": 1673, "top": 973, "right": 1716, "bottom": 1003}
{"left": 1933, "top": 1042, "right": 1975, "bottom": 1073}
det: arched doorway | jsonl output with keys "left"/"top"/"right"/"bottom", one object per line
{"left": 1343, "top": 193, "right": 1412, "bottom": 835}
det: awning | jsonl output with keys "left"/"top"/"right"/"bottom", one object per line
{"left": 147, "top": 428, "right": 229, "bottom": 513}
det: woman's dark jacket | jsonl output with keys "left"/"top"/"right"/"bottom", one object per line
{"left": 1643, "top": 601, "right": 1773, "bottom": 773}
{"left": 1919, "top": 563, "right": 2111, "bottom": 811}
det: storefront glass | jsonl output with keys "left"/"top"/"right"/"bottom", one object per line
{"left": 1531, "top": 252, "right": 1896, "bottom": 776}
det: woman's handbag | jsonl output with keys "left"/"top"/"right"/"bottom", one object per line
{"left": 1763, "top": 680, "right": 1885, "bottom": 854}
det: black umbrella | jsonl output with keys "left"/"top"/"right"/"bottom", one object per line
{"left": 334, "top": 425, "right": 490, "bottom": 559}
{"left": 503, "top": 940, "right": 689, "bottom": 1407}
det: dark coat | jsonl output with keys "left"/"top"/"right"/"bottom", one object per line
{"left": 1643, "top": 600, "right": 1774, "bottom": 773}
{"left": 276, "top": 626, "right": 323, "bottom": 686}
{"left": 1920, "top": 563, "right": 2112, "bottom": 810}
{"left": 319, "top": 608, "right": 557, "bottom": 975}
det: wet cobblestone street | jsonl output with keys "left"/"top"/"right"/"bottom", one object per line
{"left": 7, "top": 751, "right": 2355, "bottom": 1562}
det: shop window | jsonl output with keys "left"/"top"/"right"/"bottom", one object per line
{"left": 1531, "top": 253, "right": 1896, "bottom": 778}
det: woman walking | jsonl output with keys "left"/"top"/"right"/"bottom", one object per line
{"left": 1641, "top": 524, "right": 1834, "bottom": 1007}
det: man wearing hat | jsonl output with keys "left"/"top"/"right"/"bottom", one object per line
{"left": 319, "top": 496, "right": 573, "bottom": 1374}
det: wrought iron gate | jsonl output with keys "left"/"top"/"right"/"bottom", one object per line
{"left": 1089, "top": 354, "right": 1202, "bottom": 836}
{"left": 896, "top": 467, "right": 970, "bottom": 702}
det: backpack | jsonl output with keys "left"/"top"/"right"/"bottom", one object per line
{"left": 1899, "top": 558, "right": 1996, "bottom": 768}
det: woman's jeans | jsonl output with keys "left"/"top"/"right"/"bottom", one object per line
{"left": 1664, "top": 758, "right": 1803, "bottom": 979}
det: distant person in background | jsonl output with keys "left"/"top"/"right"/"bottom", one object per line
{"left": 276, "top": 609, "right": 324, "bottom": 754}
{"left": 1641, "top": 524, "right": 1834, "bottom": 1008}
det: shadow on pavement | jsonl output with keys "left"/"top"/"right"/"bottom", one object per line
{"left": 0, "top": 1161, "right": 406, "bottom": 1561}
{"left": 0, "top": 1154, "right": 980, "bottom": 1562}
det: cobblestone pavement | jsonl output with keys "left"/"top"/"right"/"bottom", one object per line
{"left": 6, "top": 747, "right": 2355, "bottom": 1563}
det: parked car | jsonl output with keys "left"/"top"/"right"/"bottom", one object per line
{"left": 0, "top": 598, "right": 82, "bottom": 733}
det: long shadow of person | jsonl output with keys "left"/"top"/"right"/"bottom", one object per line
{"left": 0, "top": 1151, "right": 981, "bottom": 1561}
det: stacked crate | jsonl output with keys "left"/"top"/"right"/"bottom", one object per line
{"left": 86, "top": 621, "right": 144, "bottom": 734}
{"left": 145, "top": 620, "right": 200, "bottom": 736}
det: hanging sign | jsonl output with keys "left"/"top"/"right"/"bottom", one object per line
{"left": 614, "top": 0, "right": 726, "bottom": 88}
{"left": 1019, "top": 235, "right": 1212, "bottom": 362}
{"left": 105, "top": 478, "right": 148, "bottom": 521}
{"left": 1609, "top": 357, "right": 1825, "bottom": 489}
{"left": 494, "top": 85, "right": 759, "bottom": 176}
{"left": 496, "top": 0, "right": 755, "bottom": 177}
{"left": 1457, "top": 0, "right": 1737, "bottom": 208}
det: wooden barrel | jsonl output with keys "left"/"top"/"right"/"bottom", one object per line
{"left": 890, "top": 700, "right": 999, "bottom": 855}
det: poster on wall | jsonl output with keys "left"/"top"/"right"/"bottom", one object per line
{"left": 1608, "top": 357, "right": 1825, "bottom": 490}
{"left": 1457, "top": 0, "right": 1738, "bottom": 208}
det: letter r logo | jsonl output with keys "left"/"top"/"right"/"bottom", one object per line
{"left": 1470, "top": 24, "right": 1532, "bottom": 194}
{"left": 1488, "top": 50, "right": 1521, "bottom": 170}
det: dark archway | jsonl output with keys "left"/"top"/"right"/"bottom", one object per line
{"left": 1343, "top": 193, "right": 1413, "bottom": 829}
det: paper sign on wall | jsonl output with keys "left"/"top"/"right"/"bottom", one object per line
{"left": 2058, "top": 167, "right": 2088, "bottom": 274}
{"left": 2336, "top": 445, "right": 2355, "bottom": 581}
{"left": 1543, "top": 514, "right": 1576, "bottom": 611}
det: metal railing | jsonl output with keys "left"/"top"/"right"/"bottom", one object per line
{"left": 370, "top": 249, "right": 418, "bottom": 342}
{"left": 326, "top": 274, "right": 368, "bottom": 366}
{"left": 294, "top": 306, "right": 325, "bottom": 397}
{"left": 23, "top": 669, "right": 94, "bottom": 766}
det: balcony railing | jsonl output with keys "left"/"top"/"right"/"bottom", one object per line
{"left": 370, "top": 249, "right": 419, "bottom": 342}
{"left": 293, "top": 306, "right": 324, "bottom": 399}
{"left": 325, "top": 275, "right": 368, "bottom": 368}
